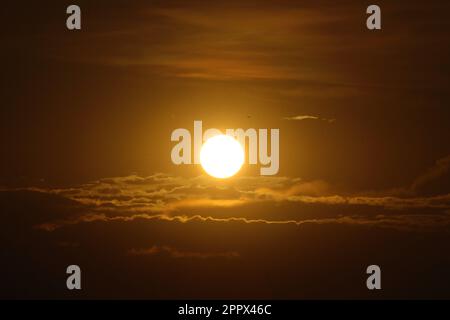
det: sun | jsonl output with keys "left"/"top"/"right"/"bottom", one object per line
{"left": 200, "top": 135, "right": 244, "bottom": 178}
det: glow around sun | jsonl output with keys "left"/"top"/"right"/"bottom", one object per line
{"left": 200, "top": 135, "right": 245, "bottom": 178}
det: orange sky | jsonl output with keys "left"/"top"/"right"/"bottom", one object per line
{"left": 1, "top": 0, "right": 450, "bottom": 299}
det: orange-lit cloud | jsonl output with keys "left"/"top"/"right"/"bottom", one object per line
{"left": 4, "top": 154, "right": 449, "bottom": 233}
{"left": 21, "top": 173, "right": 450, "bottom": 215}
{"left": 128, "top": 245, "right": 239, "bottom": 259}
{"left": 283, "top": 115, "right": 335, "bottom": 123}
{"left": 34, "top": 210, "right": 450, "bottom": 233}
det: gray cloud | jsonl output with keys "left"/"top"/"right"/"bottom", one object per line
{"left": 128, "top": 245, "right": 239, "bottom": 259}
{"left": 411, "top": 155, "right": 450, "bottom": 195}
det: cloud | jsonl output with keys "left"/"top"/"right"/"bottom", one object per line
{"left": 5, "top": 154, "right": 450, "bottom": 234}
{"left": 23, "top": 173, "right": 450, "bottom": 218}
{"left": 11, "top": 171, "right": 446, "bottom": 233}
{"left": 128, "top": 245, "right": 239, "bottom": 259}
{"left": 411, "top": 155, "right": 450, "bottom": 195}
{"left": 38, "top": 2, "right": 384, "bottom": 84}
{"left": 283, "top": 115, "right": 335, "bottom": 123}
{"left": 33, "top": 210, "right": 450, "bottom": 233}
{"left": 40, "top": 173, "right": 449, "bottom": 209}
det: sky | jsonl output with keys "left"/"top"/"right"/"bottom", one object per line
{"left": 1, "top": 0, "right": 450, "bottom": 298}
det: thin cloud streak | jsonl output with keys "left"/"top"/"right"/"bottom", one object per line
{"left": 34, "top": 211, "right": 450, "bottom": 233}
{"left": 128, "top": 245, "right": 239, "bottom": 259}
{"left": 283, "top": 115, "right": 335, "bottom": 123}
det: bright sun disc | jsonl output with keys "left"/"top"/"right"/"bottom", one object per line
{"left": 200, "top": 135, "right": 244, "bottom": 179}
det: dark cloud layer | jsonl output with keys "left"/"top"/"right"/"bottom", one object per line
{"left": 1, "top": 188, "right": 450, "bottom": 299}
{"left": 1, "top": 154, "right": 450, "bottom": 298}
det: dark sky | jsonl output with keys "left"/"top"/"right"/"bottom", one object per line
{"left": 1, "top": 0, "right": 450, "bottom": 299}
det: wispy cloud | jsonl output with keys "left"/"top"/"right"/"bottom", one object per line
{"left": 411, "top": 155, "right": 450, "bottom": 195}
{"left": 44, "top": 3, "right": 384, "bottom": 84}
{"left": 128, "top": 245, "right": 239, "bottom": 259}
{"left": 3, "top": 162, "right": 443, "bottom": 232}
{"left": 22, "top": 174, "right": 450, "bottom": 217}
{"left": 3, "top": 155, "right": 449, "bottom": 233}
{"left": 34, "top": 211, "right": 450, "bottom": 233}
{"left": 283, "top": 115, "right": 335, "bottom": 123}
